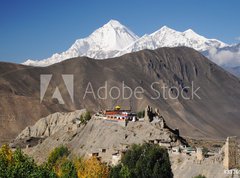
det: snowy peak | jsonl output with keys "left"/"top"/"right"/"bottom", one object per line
{"left": 158, "top": 25, "right": 176, "bottom": 32}
{"left": 23, "top": 20, "right": 139, "bottom": 66}
{"left": 183, "top": 29, "right": 197, "bottom": 35}
{"left": 183, "top": 29, "right": 205, "bottom": 40}
{"left": 84, "top": 19, "right": 139, "bottom": 51}
{"left": 150, "top": 26, "right": 177, "bottom": 38}
{"left": 104, "top": 19, "right": 127, "bottom": 29}
{"left": 23, "top": 20, "right": 228, "bottom": 66}
{"left": 122, "top": 26, "right": 228, "bottom": 54}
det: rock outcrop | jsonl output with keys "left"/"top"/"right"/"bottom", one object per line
{"left": 17, "top": 109, "right": 186, "bottom": 164}
{"left": 16, "top": 109, "right": 86, "bottom": 139}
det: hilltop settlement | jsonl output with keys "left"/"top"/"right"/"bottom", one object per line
{"left": 8, "top": 105, "right": 240, "bottom": 178}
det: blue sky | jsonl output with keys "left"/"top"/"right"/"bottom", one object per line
{"left": 0, "top": 0, "right": 240, "bottom": 63}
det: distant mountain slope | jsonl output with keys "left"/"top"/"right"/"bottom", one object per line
{"left": 204, "top": 43, "right": 240, "bottom": 77}
{"left": 1, "top": 47, "right": 240, "bottom": 144}
{"left": 0, "top": 62, "right": 73, "bottom": 144}
{"left": 225, "top": 66, "right": 240, "bottom": 77}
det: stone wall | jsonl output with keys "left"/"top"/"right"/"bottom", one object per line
{"left": 223, "top": 136, "right": 238, "bottom": 169}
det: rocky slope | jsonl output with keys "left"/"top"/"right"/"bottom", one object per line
{"left": 19, "top": 110, "right": 185, "bottom": 164}
{"left": 0, "top": 62, "right": 75, "bottom": 144}
{"left": 15, "top": 109, "right": 86, "bottom": 139}
{"left": 13, "top": 109, "right": 239, "bottom": 178}
{"left": 1, "top": 47, "right": 240, "bottom": 144}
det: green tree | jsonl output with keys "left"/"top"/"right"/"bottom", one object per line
{"left": 60, "top": 159, "right": 77, "bottom": 178}
{"left": 119, "top": 165, "right": 131, "bottom": 178}
{"left": 54, "top": 157, "right": 77, "bottom": 178}
{"left": 48, "top": 146, "right": 70, "bottom": 166}
{"left": 0, "top": 145, "right": 11, "bottom": 178}
{"left": 8, "top": 148, "right": 36, "bottom": 178}
{"left": 0, "top": 147, "right": 56, "bottom": 178}
{"left": 29, "top": 165, "right": 57, "bottom": 178}
{"left": 110, "top": 143, "right": 173, "bottom": 178}
{"left": 110, "top": 164, "right": 122, "bottom": 178}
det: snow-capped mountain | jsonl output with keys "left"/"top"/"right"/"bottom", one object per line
{"left": 24, "top": 20, "right": 139, "bottom": 66}
{"left": 23, "top": 20, "right": 229, "bottom": 67}
{"left": 117, "top": 26, "right": 227, "bottom": 56}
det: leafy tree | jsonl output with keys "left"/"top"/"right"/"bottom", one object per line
{"left": 61, "top": 160, "right": 77, "bottom": 178}
{"left": 8, "top": 148, "right": 36, "bottom": 178}
{"left": 0, "top": 145, "right": 56, "bottom": 178}
{"left": 29, "top": 165, "right": 57, "bottom": 178}
{"left": 0, "top": 144, "right": 13, "bottom": 163}
{"left": 75, "top": 156, "right": 109, "bottom": 178}
{"left": 0, "top": 144, "right": 13, "bottom": 177}
{"left": 119, "top": 165, "right": 131, "bottom": 178}
{"left": 0, "top": 145, "right": 111, "bottom": 178}
{"left": 48, "top": 146, "right": 70, "bottom": 166}
{"left": 53, "top": 156, "right": 77, "bottom": 178}
{"left": 110, "top": 143, "right": 173, "bottom": 178}
{"left": 109, "top": 164, "right": 122, "bottom": 178}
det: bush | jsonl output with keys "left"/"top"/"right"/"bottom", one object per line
{"left": 202, "top": 147, "right": 209, "bottom": 157}
{"left": 80, "top": 111, "right": 92, "bottom": 125}
{"left": 84, "top": 111, "right": 91, "bottom": 121}
{"left": 137, "top": 110, "right": 145, "bottom": 118}
{"left": 110, "top": 143, "right": 173, "bottom": 178}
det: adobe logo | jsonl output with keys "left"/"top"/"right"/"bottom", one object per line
{"left": 40, "top": 74, "right": 74, "bottom": 104}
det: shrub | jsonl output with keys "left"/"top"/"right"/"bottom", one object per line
{"left": 137, "top": 110, "right": 145, "bottom": 118}
{"left": 80, "top": 111, "right": 92, "bottom": 125}
{"left": 202, "top": 147, "right": 209, "bottom": 157}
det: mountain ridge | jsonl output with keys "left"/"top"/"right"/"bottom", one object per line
{"left": 1, "top": 47, "right": 240, "bottom": 144}
{"left": 23, "top": 20, "right": 229, "bottom": 67}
